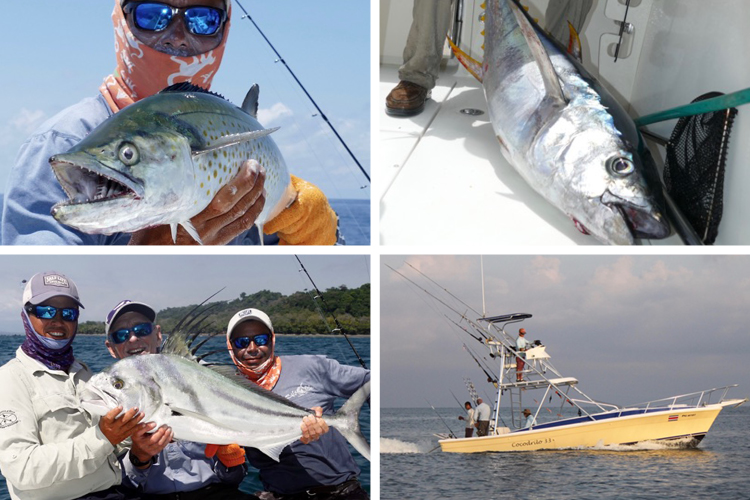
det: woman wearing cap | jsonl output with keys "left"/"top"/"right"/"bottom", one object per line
{"left": 227, "top": 308, "right": 370, "bottom": 500}
{"left": 0, "top": 272, "right": 147, "bottom": 500}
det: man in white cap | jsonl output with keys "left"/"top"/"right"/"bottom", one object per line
{"left": 0, "top": 272, "right": 146, "bottom": 500}
{"left": 226, "top": 308, "right": 370, "bottom": 499}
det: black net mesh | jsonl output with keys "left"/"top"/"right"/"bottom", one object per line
{"left": 663, "top": 92, "right": 738, "bottom": 245}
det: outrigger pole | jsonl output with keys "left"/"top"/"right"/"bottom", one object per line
{"left": 294, "top": 255, "right": 368, "bottom": 370}
{"left": 235, "top": 1, "right": 370, "bottom": 184}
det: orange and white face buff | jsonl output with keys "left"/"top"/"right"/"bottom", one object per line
{"left": 99, "top": 0, "right": 231, "bottom": 113}
{"left": 227, "top": 334, "right": 283, "bottom": 391}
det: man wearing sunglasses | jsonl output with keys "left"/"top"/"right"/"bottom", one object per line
{"left": 104, "top": 300, "right": 328, "bottom": 498}
{"left": 104, "top": 299, "right": 258, "bottom": 499}
{"left": 0, "top": 272, "right": 147, "bottom": 499}
{"left": 227, "top": 308, "right": 370, "bottom": 500}
{"left": 2, "top": 0, "right": 339, "bottom": 246}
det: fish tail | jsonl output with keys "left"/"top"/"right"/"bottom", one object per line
{"left": 333, "top": 380, "right": 371, "bottom": 461}
{"left": 446, "top": 37, "right": 484, "bottom": 83}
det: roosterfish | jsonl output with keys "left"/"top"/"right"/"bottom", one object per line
{"left": 49, "top": 83, "right": 296, "bottom": 244}
{"left": 450, "top": 0, "right": 671, "bottom": 244}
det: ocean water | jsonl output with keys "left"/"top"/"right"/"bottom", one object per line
{"left": 0, "top": 334, "right": 370, "bottom": 499}
{"left": 381, "top": 406, "right": 750, "bottom": 500}
{"left": 330, "top": 198, "right": 370, "bottom": 246}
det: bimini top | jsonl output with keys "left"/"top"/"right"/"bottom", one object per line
{"left": 478, "top": 313, "right": 532, "bottom": 324}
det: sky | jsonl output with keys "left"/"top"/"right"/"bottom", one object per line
{"left": 0, "top": 254, "right": 370, "bottom": 334}
{"left": 0, "top": 0, "right": 370, "bottom": 200}
{"left": 381, "top": 255, "right": 750, "bottom": 408}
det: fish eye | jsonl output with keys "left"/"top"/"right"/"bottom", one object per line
{"left": 113, "top": 379, "right": 124, "bottom": 390}
{"left": 118, "top": 142, "right": 139, "bottom": 166}
{"left": 607, "top": 156, "right": 635, "bottom": 176}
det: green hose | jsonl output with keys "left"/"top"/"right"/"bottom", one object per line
{"left": 635, "top": 87, "right": 750, "bottom": 127}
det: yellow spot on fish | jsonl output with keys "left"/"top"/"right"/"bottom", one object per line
{"left": 207, "top": 189, "right": 211, "bottom": 196}
{"left": 213, "top": 170, "right": 218, "bottom": 178}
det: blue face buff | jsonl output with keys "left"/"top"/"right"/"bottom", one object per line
{"left": 20, "top": 309, "right": 76, "bottom": 372}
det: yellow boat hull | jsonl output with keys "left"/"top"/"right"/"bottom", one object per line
{"left": 439, "top": 405, "right": 724, "bottom": 453}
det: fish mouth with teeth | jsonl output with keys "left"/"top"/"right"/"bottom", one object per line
{"left": 49, "top": 152, "right": 145, "bottom": 215}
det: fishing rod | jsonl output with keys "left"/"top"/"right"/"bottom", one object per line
{"left": 462, "top": 343, "right": 498, "bottom": 388}
{"left": 235, "top": 0, "right": 370, "bottom": 184}
{"left": 406, "top": 262, "right": 484, "bottom": 320}
{"left": 425, "top": 398, "right": 457, "bottom": 439}
{"left": 294, "top": 255, "right": 368, "bottom": 370}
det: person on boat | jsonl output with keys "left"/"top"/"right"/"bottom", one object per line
{"left": 103, "top": 299, "right": 329, "bottom": 499}
{"left": 516, "top": 328, "right": 530, "bottom": 382}
{"left": 2, "top": 0, "right": 339, "bottom": 246}
{"left": 226, "top": 308, "right": 370, "bottom": 499}
{"left": 0, "top": 271, "right": 146, "bottom": 499}
{"left": 474, "top": 398, "right": 491, "bottom": 437}
{"left": 522, "top": 409, "right": 537, "bottom": 429}
{"left": 458, "top": 401, "right": 476, "bottom": 438}
{"left": 385, "top": 0, "right": 593, "bottom": 117}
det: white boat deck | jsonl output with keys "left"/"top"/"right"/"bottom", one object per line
{"left": 378, "top": 63, "right": 682, "bottom": 246}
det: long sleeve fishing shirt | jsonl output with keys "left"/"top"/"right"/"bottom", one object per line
{"left": 0, "top": 347, "right": 122, "bottom": 500}
{"left": 244, "top": 355, "right": 370, "bottom": 495}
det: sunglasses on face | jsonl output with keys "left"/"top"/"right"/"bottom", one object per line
{"left": 231, "top": 333, "right": 270, "bottom": 350}
{"left": 109, "top": 322, "right": 154, "bottom": 345}
{"left": 26, "top": 305, "right": 80, "bottom": 322}
{"left": 123, "top": 2, "right": 227, "bottom": 36}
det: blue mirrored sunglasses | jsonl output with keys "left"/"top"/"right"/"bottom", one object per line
{"left": 110, "top": 322, "right": 154, "bottom": 344}
{"left": 232, "top": 333, "right": 270, "bottom": 350}
{"left": 26, "top": 305, "right": 80, "bottom": 322}
{"left": 123, "top": 2, "right": 226, "bottom": 36}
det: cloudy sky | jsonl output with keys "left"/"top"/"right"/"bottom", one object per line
{"left": 381, "top": 255, "right": 750, "bottom": 407}
{"left": 0, "top": 0, "right": 370, "bottom": 199}
{"left": 0, "top": 254, "right": 370, "bottom": 334}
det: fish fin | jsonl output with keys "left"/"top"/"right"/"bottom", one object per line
{"left": 166, "top": 404, "right": 237, "bottom": 430}
{"left": 509, "top": 0, "right": 567, "bottom": 106}
{"left": 566, "top": 21, "right": 583, "bottom": 63}
{"left": 159, "top": 82, "right": 226, "bottom": 101}
{"left": 332, "top": 380, "right": 371, "bottom": 461}
{"left": 170, "top": 223, "right": 178, "bottom": 243}
{"left": 447, "top": 37, "right": 484, "bottom": 83}
{"left": 191, "top": 128, "right": 280, "bottom": 157}
{"left": 179, "top": 220, "right": 203, "bottom": 244}
{"left": 241, "top": 84, "right": 260, "bottom": 118}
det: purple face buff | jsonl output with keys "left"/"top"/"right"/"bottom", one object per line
{"left": 20, "top": 310, "right": 76, "bottom": 372}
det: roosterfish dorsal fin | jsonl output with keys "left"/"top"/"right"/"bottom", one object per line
{"left": 241, "top": 84, "right": 260, "bottom": 118}
{"left": 159, "top": 82, "right": 227, "bottom": 100}
{"left": 509, "top": 0, "right": 567, "bottom": 106}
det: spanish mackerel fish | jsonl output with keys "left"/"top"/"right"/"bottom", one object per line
{"left": 79, "top": 336, "right": 370, "bottom": 462}
{"left": 451, "top": 0, "right": 670, "bottom": 244}
{"left": 50, "top": 83, "right": 296, "bottom": 244}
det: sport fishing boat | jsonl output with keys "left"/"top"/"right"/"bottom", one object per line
{"left": 438, "top": 313, "right": 747, "bottom": 453}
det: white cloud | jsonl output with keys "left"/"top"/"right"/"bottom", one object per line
{"left": 258, "top": 102, "right": 294, "bottom": 125}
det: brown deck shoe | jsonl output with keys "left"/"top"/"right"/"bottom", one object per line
{"left": 385, "top": 81, "right": 430, "bottom": 117}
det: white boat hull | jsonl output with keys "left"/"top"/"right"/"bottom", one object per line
{"left": 439, "top": 405, "right": 724, "bottom": 453}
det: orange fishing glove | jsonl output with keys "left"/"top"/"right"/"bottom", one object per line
{"left": 263, "top": 175, "right": 338, "bottom": 245}
{"left": 205, "top": 443, "right": 246, "bottom": 468}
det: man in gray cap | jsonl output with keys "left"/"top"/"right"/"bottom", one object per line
{"left": 0, "top": 271, "right": 146, "bottom": 500}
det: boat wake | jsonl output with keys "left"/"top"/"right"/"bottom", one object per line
{"left": 562, "top": 436, "right": 700, "bottom": 452}
{"left": 381, "top": 437, "right": 436, "bottom": 454}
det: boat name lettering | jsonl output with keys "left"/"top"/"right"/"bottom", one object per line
{"left": 512, "top": 437, "right": 555, "bottom": 448}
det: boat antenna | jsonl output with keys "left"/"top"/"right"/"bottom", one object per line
{"left": 480, "top": 255, "right": 486, "bottom": 319}
{"left": 234, "top": 0, "right": 370, "bottom": 184}
{"left": 425, "top": 398, "right": 457, "bottom": 439}
{"left": 294, "top": 255, "right": 368, "bottom": 370}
